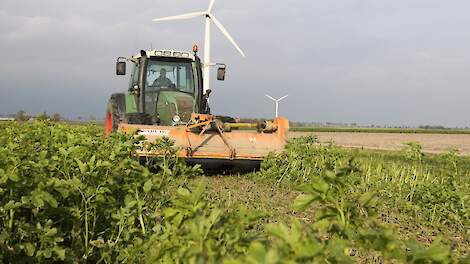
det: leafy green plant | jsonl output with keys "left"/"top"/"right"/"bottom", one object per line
{"left": 259, "top": 136, "right": 346, "bottom": 184}
{"left": 1, "top": 122, "right": 468, "bottom": 263}
{"left": 255, "top": 136, "right": 469, "bottom": 260}
{"left": 0, "top": 121, "right": 202, "bottom": 262}
{"left": 402, "top": 141, "right": 424, "bottom": 163}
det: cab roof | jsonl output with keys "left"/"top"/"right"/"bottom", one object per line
{"left": 130, "top": 49, "right": 195, "bottom": 62}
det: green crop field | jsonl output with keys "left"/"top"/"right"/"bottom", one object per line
{"left": 1, "top": 121, "right": 469, "bottom": 263}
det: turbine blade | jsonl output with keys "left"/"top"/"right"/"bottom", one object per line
{"left": 209, "top": 14, "right": 246, "bottom": 57}
{"left": 278, "top": 95, "right": 289, "bottom": 101}
{"left": 152, "top": 11, "right": 206, "bottom": 22}
{"left": 208, "top": 0, "right": 216, "bottom": 12}
{"left": 266, "top": 94, "right": 276, "bottom": 101}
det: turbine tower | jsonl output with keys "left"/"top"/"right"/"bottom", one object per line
{"left": 266, "top": 94, "right": 288, "bottom": 118}
{"left": 153, "top": 0, "right": 245, "bottom": 93}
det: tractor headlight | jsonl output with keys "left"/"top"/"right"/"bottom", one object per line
{"left": 172, "top": 115, "right": 181, "bottom": 123}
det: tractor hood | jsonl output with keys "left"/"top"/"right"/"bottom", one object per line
{"left": 156, "top": 91, "right": 194, "bottom": 125}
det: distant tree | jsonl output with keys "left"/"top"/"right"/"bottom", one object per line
{"left": 51, "top": 113, "right": 61, "bottom": 122}
{"left": 15, "top": 110, "right": 30, "bottom": 121}
{"left": 36, "top": 112, "right": 49, "bottom": 121}
{"left": 89, "top": 115, "right": 96, "bottom": 122}
{"left": 419, "top": 125, "right": 446, "bottom": 130}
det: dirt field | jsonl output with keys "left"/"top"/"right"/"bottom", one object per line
{"left": 290, "top": 131, "right": 470, "bottom": 155}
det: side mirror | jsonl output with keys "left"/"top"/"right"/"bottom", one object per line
{"left": 217, "top": 65, "right": 226, "bottom": 81}
{"left": 116, "top": 57, "right": 126, "bottom": 75}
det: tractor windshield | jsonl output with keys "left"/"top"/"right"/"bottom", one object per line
{"left": 146, "top": 60, "right": 195, "bottom": 93}
{"left": 144, "top": 59, "right": 197, "bottom": 125}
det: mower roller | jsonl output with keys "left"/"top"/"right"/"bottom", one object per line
{"left": 106, "top": 48, "right": 288, "bottom": 168}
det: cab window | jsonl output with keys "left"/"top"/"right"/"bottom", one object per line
{"left": 128, "top": 62, "right": 139, "bottom": 91}
{"left": 146, "top": 60, "right": 195, "bottom": 93}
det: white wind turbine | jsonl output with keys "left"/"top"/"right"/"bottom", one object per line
{"left": 152, "top": 0, "right": 245, "bottom": 93}
{"left": 266, "top": 94, "right": 288, "bottom": 118}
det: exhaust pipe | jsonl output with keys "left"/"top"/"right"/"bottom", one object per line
{"left": 138, "top": 50, "right": 147, "bottom": 113}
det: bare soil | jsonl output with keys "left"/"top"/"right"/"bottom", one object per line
{"left": 290, "top": 131, "right": 470, "bottom": 155}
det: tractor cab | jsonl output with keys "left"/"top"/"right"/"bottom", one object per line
{"left": 113, "top": 49, "right": 213, "bottom": 126}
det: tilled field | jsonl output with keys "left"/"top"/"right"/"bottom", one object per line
{"left": 290, "top": 131, "right": 470, "bottom": 155}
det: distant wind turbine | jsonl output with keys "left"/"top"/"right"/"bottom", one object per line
{"left": 153, "top": 0, "right": 245, "bottom": 93}
{"left": 266, "top": 94, "right": 288, "bottom": 118}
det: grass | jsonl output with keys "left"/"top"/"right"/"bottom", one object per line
{"left": 291, "top": 126, "right": 470, "bottom": 134}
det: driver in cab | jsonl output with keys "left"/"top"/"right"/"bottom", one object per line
{"left": 153, "top": 68, "right": 175, "bottom": 88}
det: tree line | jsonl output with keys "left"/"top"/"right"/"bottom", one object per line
{"left": 14, "top": 110, "right": 61, "bottom": 122}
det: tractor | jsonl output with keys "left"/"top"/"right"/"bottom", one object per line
{"left": 106, "top": 47, "right": 288, "bottom": 169}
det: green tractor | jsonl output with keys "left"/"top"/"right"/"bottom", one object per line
{"left": 106, "top": 48, "right": 216, "bottom": 132}
{"left": 106, "top": 47, "right": 289, "bottom": 167}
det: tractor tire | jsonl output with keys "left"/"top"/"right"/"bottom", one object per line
{"left": 105, "top": 93, "right": 125, "bottom": 137}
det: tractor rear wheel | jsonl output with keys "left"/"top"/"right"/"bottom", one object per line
{"left": 105, "top": 94, "right": 125, "bottom": 137}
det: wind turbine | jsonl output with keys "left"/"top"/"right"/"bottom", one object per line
{"left": 266, "top": 94, "right": 288, "bottom": 118}
{"left": 152, "top": 0, "right": 245, "bottom": 93}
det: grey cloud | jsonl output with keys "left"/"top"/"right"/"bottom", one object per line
{"left": 1, "top": 0, "right": 470, "bottom": 126}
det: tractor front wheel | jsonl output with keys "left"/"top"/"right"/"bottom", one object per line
{"left": 105, "top": 97, "right": 122, "bottom": 137}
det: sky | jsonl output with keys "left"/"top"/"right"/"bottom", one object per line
{"left": 1, "top": 0, "right": 469, "bottom": 127}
